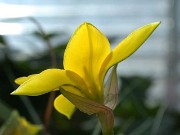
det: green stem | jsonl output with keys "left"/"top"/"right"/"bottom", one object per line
{"left": 97, "top": 109, "right": 114, "bottom": 135}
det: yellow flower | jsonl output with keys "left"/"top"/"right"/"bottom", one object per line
{"left": 0, "top": 111, "right": 42, "bottom": 135}
{"left": 11, "top": 22, "right": 160, "bottom": 135}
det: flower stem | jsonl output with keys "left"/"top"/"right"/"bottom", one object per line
{"left": 97, "top": 109, "right": 114, "bottom": 135}
{"left": 60, "top": 89, "right": 115, "bottom": 135}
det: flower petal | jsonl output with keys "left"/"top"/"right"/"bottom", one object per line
{"left": 104, "top": 65, "right": 118, "bottom": 110}
{"left": 64, "top": 22, "right": 110, "bottom": 97}
{"left": 100, "top": 22, "right": 160, "bottom": 82}
{"left": 19, "top": 117, "right": 43, "bottom": 135}
{"left": 11, "top": 69, "right": 85, "bottom": 96}
{"left": 54, "top": 95, "right": 76, "bottom": 119}
{"left": 15, "top": 74, "right": 37, "bottom": 85}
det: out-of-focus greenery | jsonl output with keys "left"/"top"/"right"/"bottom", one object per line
{"left": 0, "top": 29, "right": 180, "bottom": 135}
{"left": 0, "top": 110, "right": 42, "bottom": 135}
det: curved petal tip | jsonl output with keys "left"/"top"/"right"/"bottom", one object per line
{"left": 54, "top": 95, "right": 76, "bottom": 119}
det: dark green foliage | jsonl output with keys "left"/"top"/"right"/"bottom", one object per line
{"left": 0, "top": 35, "right": 7, "bottom": 46}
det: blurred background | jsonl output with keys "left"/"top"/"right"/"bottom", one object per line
{"left": 0, "top": 0, "right": 180, "bottom": 135}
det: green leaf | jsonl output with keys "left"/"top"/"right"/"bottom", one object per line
{"left": 0, "top": 35, "right": 7, "bottom": 46}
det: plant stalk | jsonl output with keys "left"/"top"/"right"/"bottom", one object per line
{"left": 97, "top": 109, "right": 114, "bottom": 135}
{"left": 29, "top": 17, "right": 57, "bottom": 132}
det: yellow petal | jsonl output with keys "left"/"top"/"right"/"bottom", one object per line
{"left": 15, "top": 74, "right": 37, "bottom": 85}
{"left": 64, "top": 22, "right": 110, "bottom": 97}
{"left": 0, "top": 111, "right": 42, "bottom": 135}
{"left": 11, "top": 69, "right": 84, "bottom": 96}
{"left": 54, "top": 94, "right": 76, "bottom": 119}
{"left": 19, "top": 117, "right": 43, "bottom": 135}
{"left": 100, "top": 22, "right": 160, "bottom": 81}
{"left": 61, "top": 85, "right": 86, "bottom": 97}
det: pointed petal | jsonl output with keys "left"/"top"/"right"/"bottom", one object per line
{"left": 15, "top": 74, "right": 37, "bottom": 85}
{"left": 104, "top": 65, "right": 118, "bottom": 110}
{"left": 54, "top": 95, "right": 76, "bottom": 119}
{"left": 11, "top": 69, "right": 85, "bottom": 96}
{"left": 108, "top": 22, "right": 160, "bottom": 67}
{"left": 64, "top": 22, "right": 110, "bottom": 96}
{"left": 100, "top": 22, "right": 160, "bottom": 81}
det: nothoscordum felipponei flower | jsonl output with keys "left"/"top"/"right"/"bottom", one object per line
{"left": 11, "top": 22, "right": 160, "bottom": 135}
